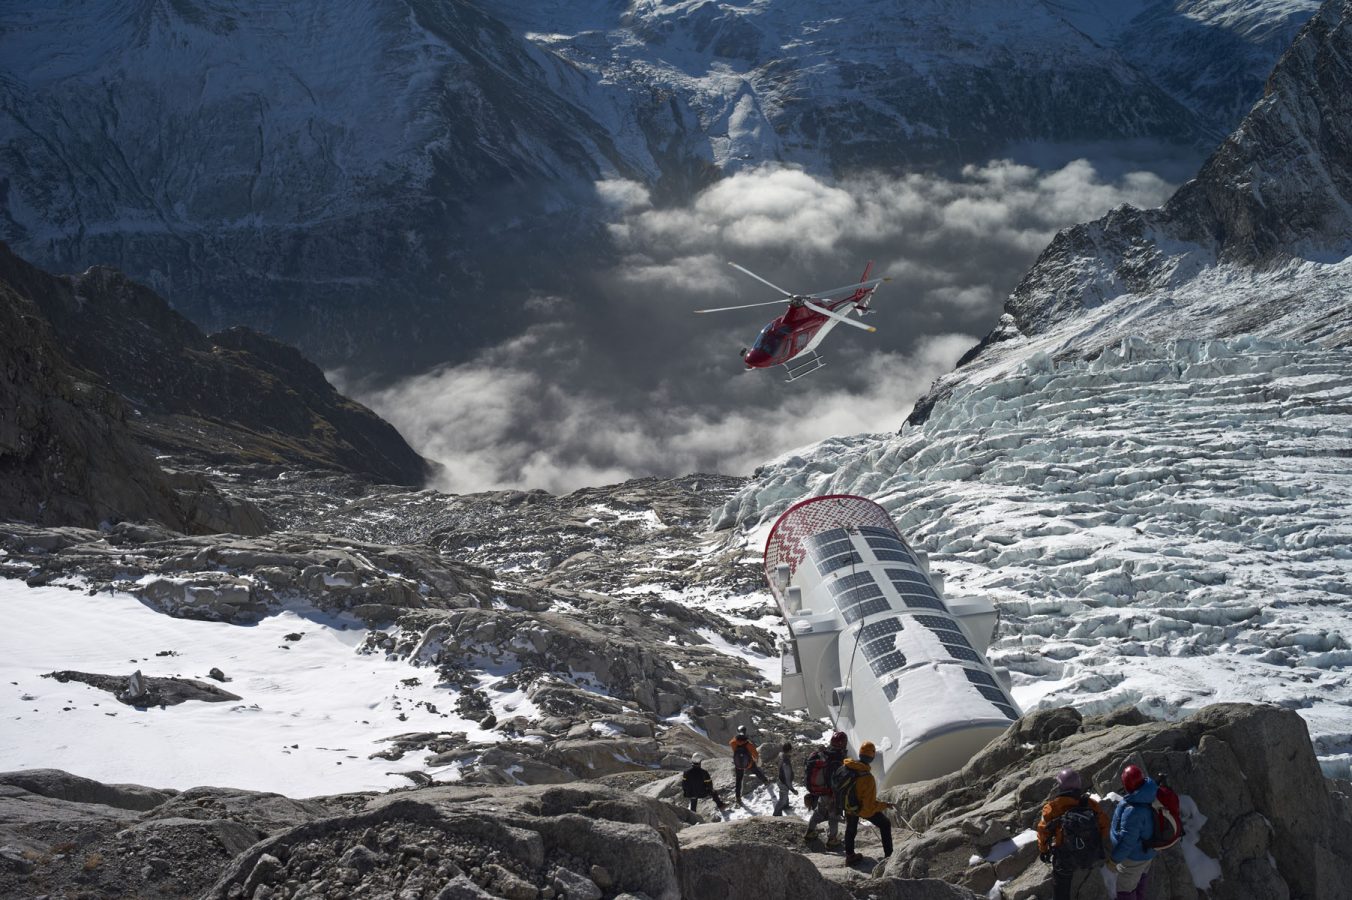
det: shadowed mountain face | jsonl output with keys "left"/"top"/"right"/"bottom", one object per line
{"left": 0, "top": 0, "right": 1318, "bottom": 374}
{"left": 0, "top": 244, "right": 430, "bottom": 502}
{"left": 1004, "top": 0, "right": 1352, "bottom": 344}
{"left": 0, "top": 254, "right": 265, "bottom": 533}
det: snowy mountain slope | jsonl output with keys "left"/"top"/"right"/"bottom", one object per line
{"left": 715, "top": 336, "right": 1352, "bottom": 776}
{"left": 909, "top": 0, "right": 1352, "bottom": 420}
{"left": 0, "top": 0, "right": 1316, "bottom": 371}
{"left": 0, "top": 0, "right": 651, "bottom": 370}
{"left": 491, "top": 0, "right": 1257, "bottom": 173}
{"left": 1048, "top": 0, "right": 1321, "bottom": 133}
{"left": 1, "top": 583, "right": 463, "bottom": 796}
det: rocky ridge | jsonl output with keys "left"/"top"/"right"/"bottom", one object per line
{"left": 1008, "top": 0, "right": 1352, "bottom": 333}
{"left": 0, "top": 244, "right": 430, "bottom": 487}
{"left": 2, "top": 704, "right": 1347, "bottom": 899}
{"left": 883, "top": 703, "right": 1352, "bottom": 900}
{"left": 0, "top": 258, "right": 265, "bottom": 535}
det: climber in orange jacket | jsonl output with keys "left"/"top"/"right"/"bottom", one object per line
{"left": 1036, "top": 768, "right": 1111, "bottom": 900}
{"left": 729, "top": 724, "right": 771, "bottom": 802}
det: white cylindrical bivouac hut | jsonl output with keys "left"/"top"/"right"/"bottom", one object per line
{"left": 765, "top": 494, "right": 1018, "bottom": 788}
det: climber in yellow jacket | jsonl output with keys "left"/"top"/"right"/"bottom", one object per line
{"left": 840, "top": 741, "right": 893, "bottom": 866}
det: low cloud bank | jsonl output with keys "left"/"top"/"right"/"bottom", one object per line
{"left": 356, "top": 331, "right": 973, "bottom": 494}
{"left": 353, "top": 159, "right": 1175, "bottom": 494}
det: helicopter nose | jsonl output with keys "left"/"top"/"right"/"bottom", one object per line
{"left": 743, "top": 348, "right": 769, "bottom": 368}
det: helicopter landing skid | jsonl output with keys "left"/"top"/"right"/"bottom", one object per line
{"left": 784, "top": 351, "right": 825, "bottom": 382}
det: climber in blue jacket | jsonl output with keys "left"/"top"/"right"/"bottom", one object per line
{"left": 1109, "top": 765, "right": 1158, "bottom": 900}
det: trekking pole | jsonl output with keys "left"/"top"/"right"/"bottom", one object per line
{"left": 888, "top": 805, "right": 921, "bottom": 835}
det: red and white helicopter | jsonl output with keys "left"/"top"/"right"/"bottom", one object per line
{"left": 695, "top": 261, "right": 889, "bottom": 381}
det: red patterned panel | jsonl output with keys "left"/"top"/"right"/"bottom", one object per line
{"left": 763, "top": 494, "right": 899, "bottom": 583}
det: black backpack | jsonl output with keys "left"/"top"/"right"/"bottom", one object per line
{"left": 682, "top": 766, "right": 707, "bottom": 798}
{"left": 830, "top": 765, "right": 860, "bottom": 814}
{"left": 1056, "top": 796, "right": 1104, "bottom": 869}
{"left": 733, "top": 743, "right": 753, "bottom": 771}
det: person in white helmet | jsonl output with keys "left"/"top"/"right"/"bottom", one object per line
{"left": 681, "top": 753, "right": 727, "bottom": 815}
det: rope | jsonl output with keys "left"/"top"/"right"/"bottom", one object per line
{"left": 831, "top": 617, "right": 866, "bottom": 731}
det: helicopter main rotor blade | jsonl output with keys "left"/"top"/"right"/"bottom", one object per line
{"left": 693, "top": 298, "right": 792, "bottom": 314}
{"left": 803, "top": 300, "right": 877, "bottom": 333}
{"left": 804, "top": 276, "right": 891, "bottom": 300}
{"left": 728, "top": 261, "right": 794, "bottom": 297}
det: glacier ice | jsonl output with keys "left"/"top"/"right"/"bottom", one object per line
{"left": 717, "top": 336, "right": 1352, "bottom": 770}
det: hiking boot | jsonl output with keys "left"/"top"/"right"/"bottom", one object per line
{"left": 803, "top": 830, "right": 817, "bottom": 843}
{"left": 825, "top": 837, "right": 842, "bottom": 849}
{"left": 845, "top": 853, "right": 865, "bottom": 866}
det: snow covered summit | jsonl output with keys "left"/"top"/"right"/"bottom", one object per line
{"left": 925, "top": 0, "right": 1352, "bottom": 412}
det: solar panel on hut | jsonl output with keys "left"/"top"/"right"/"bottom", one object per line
{"left": 764, "top": 495, "right": 1018, "bottom": 787}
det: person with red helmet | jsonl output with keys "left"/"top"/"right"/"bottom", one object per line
{"left": 1036, "top": 768, "right": 1110, "bottom": 900}
{"left": 1109, "top": 764, "right": 1159, "bottom": 900}
{"left": 803, "top": 730, "right": 848, "bottom": 846}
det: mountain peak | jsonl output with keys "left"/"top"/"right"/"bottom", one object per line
{"left": 1161, "top": 0, "right": 1352, "bottom": 264}
{"left": 1000, "top": 0, "right": 1352, "bottom": 351}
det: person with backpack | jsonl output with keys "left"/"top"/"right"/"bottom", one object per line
{"left": 1109, "top": 765, "right": 1158, "bottom": 900}
{"left": 838, "top": 740, "right": 893, "bottom": 866}
{"left": 681, "top": 754, "right": 727, "bottom": 817}
{"left": 1036, "top": 768, "right": 1110, "bottom": 900}
{"left": 729, "top": 725, "right": 770, "bottom": 802}
{"left": 772, "top": 741, "right": 798, "bottom": 816}
{"left": 803, "top": 730, "right": 848, "bottom": 846}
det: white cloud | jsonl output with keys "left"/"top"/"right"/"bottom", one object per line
{"left": 358, "top": 332, "right": 975, "bottom": 494}
{"left": 611, "top": 160, "right": 1174, "bottom": 307}
{"left": 357, "top": 158, "right": 1177, "bottom": 493}
{"left": 595, "top": 178, "right": 652, "bottom": 211}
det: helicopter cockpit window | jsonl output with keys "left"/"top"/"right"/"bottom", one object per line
{"left": 753, "top": 325, "right": 789, "bottom": 355}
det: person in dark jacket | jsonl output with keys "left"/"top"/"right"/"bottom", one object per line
{"left": 729, "top": 725, "right": 770, "bottom": 802}
{"left": 1109, "top": 765, "right": 1158, "bottom": 900}
{"left": 1037, "top": 768, "right": 1110, "bottom": 900}
{"left": 772, "top": 741, "right": 798, "bottom": 816}
{"left": 681, "top": 754, "right": 727, "bottom": 816}
{"left": 803, "top": 731, "right": 847, "bottom": 846}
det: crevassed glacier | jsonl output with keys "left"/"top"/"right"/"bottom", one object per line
{"left": 716, "top": 336, "right": 1352, "bottom": 775}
